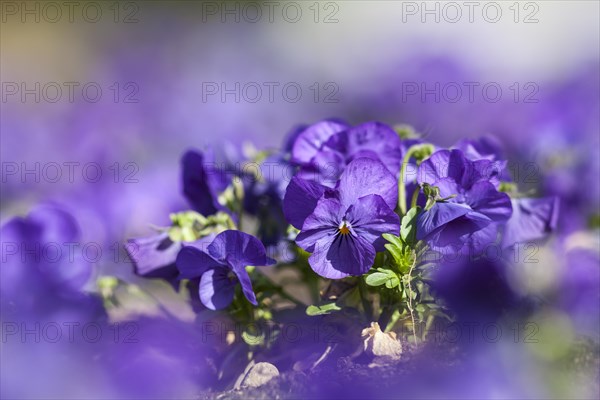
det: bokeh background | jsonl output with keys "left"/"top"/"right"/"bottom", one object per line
{"left": 1, "top": 1, "right": 599, "bottom": 398}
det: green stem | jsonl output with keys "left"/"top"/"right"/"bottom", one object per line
{"left": 398, "top": 145, "right": 420, "bottom": 215}
{"left": 410, "top": 184, "right": 421, "bottom": 209}
{"left": 405, "top": 253, "right": 418, "bottom": 346}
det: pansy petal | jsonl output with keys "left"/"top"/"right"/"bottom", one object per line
{"left": 422, "top": 213, "right": 493, "bottom": 255}
{"left": 126, "top": 233, "right": 182, "bottom": 278}
{"left": 199, "top": 269, "right": 236, "bottom": 310}
{"left": 418, "top": 149, "right": 455, "bottom": 185}
{"left": 435, "top": 178, "right": 463, "bottom": 199}
{"left": 465, "top": 181, "right": 513, "bottom": 222}
{"left": 182, "top": 150, "right": 217, "bottom": 215}
{"left": 231, "top": 266, "right": 258, "bottom": 306}
{"left": 462, "top": 222, "right": 501, "bottom": 256}
{"left": 303, "top": 148, "right": 346, "bottom": 187}
{"left": 176, "top": 246, "right": 224, "bottom": 279}
{"left": 295, "top": 196, "right": 344, "bottom": 252}
{"left": 453, "top": 136, "right": 504, "bottom": 161}
{"left": 208, "top": 230, "right": 275, "bottom": 269}
{"left": 291, "top": 120, "right": 349, "bottom": 164}
{"left": 417, "top": 202, "right": 472, "bottom": 239}
{"left": 332, "top": 121, "right": 402, "bottom": 176}
{"left": 283, "top": 176, "right": 327, "bottom": 229}
{"left": 309, "top": 233, "right": 376, "bottom": 279}
{"left": 337, "top": 157, "right": 398, "bottom": 210}
{"left": 502, "top": 197, "right": 559, "bottom": 247}
{"left": 345, "top": 194, "right": 400, "bottom": 251}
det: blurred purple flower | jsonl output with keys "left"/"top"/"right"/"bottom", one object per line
{"left": 292, "top": 120, "right": 402, "bottom": 187}
{"left": 285, "top": 158, "right": 400, "bottom": 279}
{"left": 176, "top": 230, "right": 275, "bottom": 310}
{"left": 182, "top": 149, "right": 231, "bottom": 216}
{"left": 1, "top": 204, "right": 94, "bottom": 307}
{"left": 126, "top": 233, "right": 182, "bottom": 282}
{"left": 558, "top": 246, "right": 600, "bottom": 337}
{"left": 502, "top": 197, "right": 560, "bottom": 248}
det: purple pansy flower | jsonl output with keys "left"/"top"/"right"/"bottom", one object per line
{"left": 284, "top": 157, "right": 400, "bottom": 279}
{"left": 126, "top": 233, "right": 182, "bottom": 282}
{"left": 501, "top": 197, "right": 560, "bottom": 248}
{"left": 453, "top": 136, "right": 505, "bottom": 161}
{"left": 125, "top": 233, "right": 216, "bottom": 289}
{"left": 175, "top": 230, "right": 275, "bottom": 310}
{"left": 292, "top": 120, "right": 403, "bottom": 187}
{"left": 416, "top": 149, "right": 512, "bottom": 255}
{"left": 182, "top": 149, "right": 231, "bottom": 216}
{"left": 291, "top": 119, "right": 349, "bottom": 165}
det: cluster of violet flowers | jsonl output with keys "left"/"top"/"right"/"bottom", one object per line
{"left": 125, "top": 120, "right": 559, "bottom": 341}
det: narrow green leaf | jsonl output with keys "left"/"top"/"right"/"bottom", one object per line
{"left": 306, "top": 302, "right": 341, "bottom": 316}
{"left": 401, "top": 206, "right": 420, "bottom": 245}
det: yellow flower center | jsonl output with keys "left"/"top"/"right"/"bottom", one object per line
{"left": 339, "top": 221, "right": 351, "bottom": 235}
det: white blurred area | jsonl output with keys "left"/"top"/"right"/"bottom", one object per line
{"left": 2, "top": 1, "right": 598, "bottom": 144}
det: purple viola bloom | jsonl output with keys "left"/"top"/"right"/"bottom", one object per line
{"left": 292, "top": 121, "right": 403, "bottom": 187}
{"left": 182, "top": 149, "right": 231, "bottom": 216}
{"left": 291, "top": 119, "right": 349, "bottom": 165}
{"left": 285, "top": 158, "right": 400, "bottom": 279}
{"left": 453, "top": 135, "right": 505, "bottom": 161}
{"left": 502, "top": 197, "right": 560, "bottom": 248}
{"left": 126, "top": 233, "right": 182, "bottom": 283}
{"left": 125, "top": 233, "right": 215, "bottom": 289}
{"left": 175, "top": 230, "right": 275, "bottom": 310}
{"left": 416, "top": 149, "right": 512, "bottom": 255}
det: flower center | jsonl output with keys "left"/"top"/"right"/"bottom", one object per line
{"left": 338, "top": 221, "right": 351, "bottom": 235}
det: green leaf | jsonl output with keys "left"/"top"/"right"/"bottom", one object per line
{"left": 306, "top": 302, "right": 341, "bottom": 316}
{"left": 365, "top": 272, "right": 389, "bottom": 286}
{"left": 385, "top": 275, "right": 400, "bottom": 289}
{"left": 383, "top": 233, "right": 406, "bottom": 268}
{"left": 401, "top": 206, "right": 420, "bottom": 245}
{"left": 382, "top": 233, "right": 404, "bottom": 247}
{"left": 384, "top": 243, "right": 403, "bottom": 263}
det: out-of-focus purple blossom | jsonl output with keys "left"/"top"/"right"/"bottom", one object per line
{"left": 1, "top": 204, "right": 95, "bottom": 309}
{"left": 292, "top": 120, "right": 403, "bottom": 187}
{"left": 101, "top": 316, "right": 215, "bottom": 398}
{"left": 558, "top": 245, "right": 600, "bottom": 337}
{"left": 431, "top": 256, "right": 520, "bottom": 323}
{"left": 126, "top": 233, "right": 182, "bottom": 283}
{"left": 176, "top": 230, "right": 275, "bottom": 310}
{"left": 416, "top": 149, "right": 512, "bottom": 255}
{"left": 502, "top": 197, "right": 560, "bottom": 248}
{"left": 286, "top": 158, "right": 400, "bottom": 279}
{"left": 453, "top": 136, "right": 505, "bottom": 162}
